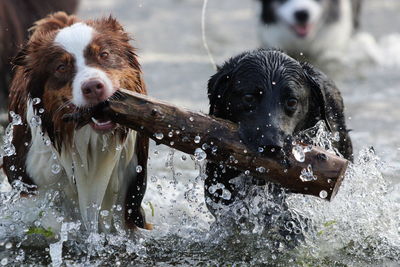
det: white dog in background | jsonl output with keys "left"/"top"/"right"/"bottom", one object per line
{"left": 257, "top": 0, "right": 362, "bottom": 62}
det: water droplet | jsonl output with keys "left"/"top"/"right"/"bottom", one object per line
{"left": 1, "top": 258, "right": 8, "bottom": 266}
{"left": 292, "top": 145, "right": 305, "bottom": 162}
{"left": 319, "top": 190, "right": 328, "bottom": 199}
{"left": 39, "top": 108, "right": 45, "bottom": 114}
{"left": 136, "top": 165, "right": 143, "bottom": 173}
{"left": 258, "top": 147, "right": 264, "bottom": 153}
{"left": 32, "top": 98, "right": 41, "bottom": 105}
{"left": 221, "top": 189, "right": 232, "bottom": 200}
{"left": 256, "top": 167, "right": 266, "bottom": 173}
{"left": 300, "top": 164, "right": 317, "bottom": 182}
{"left": 189, "top": 117, "right": 194, "bottom": 122}
{"left": 194, "top": 135, "right": 201, "bottom": 144}
{"left": 116, "top": 144, "right": 122, "bottom": 151}
{"left": 202, "top": 143, "right": 209, "bottom": 150}
{"left": 116, "top": 205, "right": 122, "bottom": 211}
{"left": 272, "top": 81, "right": 276, "bottom": 85}
{"left": 156, "top": 184, "right": 162, "bottom": 192}
{"left": 181, "top": 155, "right": 187, "bottom": 161}
{"left": 30, "top": 115, "right": 42, "bottom": 127}
{"left": 42, "top": 137, "right": 51, "bottom": 146}
{"left": 194, "top": 148, "right": 207, "bottom": 161}
{"left": 154, "top": 132, "right": 164, "bottom": 140}
{"left": 153, "top": 150, "right": 159, "bottom": 155}
{"left": 9, "top": 111, "right": 22, "bottom": 125}
{"left": 100, "top": 210, "right": 109, "bottom": 217}
{"left": 5, "top": 243, "right": 12, "bottom": 249}
{"left": 3, "top": 144, "right": 16, "bottom": 157}
{"left": 150, "top": 175, "right": 158, "bottom": 183}
{"left": 244, "top": 170, "right": 250, "bottom": 175}
{"left": 51, "top": 164, "right": 61, "bottom": 174}
{"left": 10, "top": 165, "right": 15, "bottom": 171}
{"left": 168, "top": 131, "right": 173, "bottom": 138}
{"left": 333, "top": 132, "right": 340, "bottom": 142}
{"left": 208, "top": 183, "right": 224, "bottom": 194}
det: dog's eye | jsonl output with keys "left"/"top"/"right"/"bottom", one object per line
{"left": 286, "top": 98, "right": 298, "bottom": 109}
{"left": 56, "top": 64, "right": 67, "bottom": 73}
{"left": 242, "top": 94, "right": 256, "bottom": 105}
{"left": 99, "top": 51, "right": 109, "bottom": 59}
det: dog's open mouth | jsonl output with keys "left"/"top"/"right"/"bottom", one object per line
{"left": 291, "top": 24, "right": 313, "bottom": 38}
{"left": 62, "top": 96, "right": 118, "bottom": 132}
{"left": 90, "top": 114, "right": 116, "bottom": 132}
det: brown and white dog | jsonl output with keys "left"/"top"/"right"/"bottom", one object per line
{"left": 0, "top": 0, "right": 79, "bottom": 108}
{"left": 2, "top": 12, "right": 150, "bottom": 232}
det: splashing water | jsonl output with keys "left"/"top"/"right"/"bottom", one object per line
{"left": 0, "top": 121, "right": 399, "bottom": 265}
{"left": 292, "top": 145, "right": 306, "bottom": 162}
{"left": 288, "top": 148, "right": 400, "bottom": 264}
{"left": 1, "top": 112, "right": 23, "bottom": 158}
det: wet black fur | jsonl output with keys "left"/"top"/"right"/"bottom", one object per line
{"left": 205, "top": 49, "right": 352, "bottom": 215}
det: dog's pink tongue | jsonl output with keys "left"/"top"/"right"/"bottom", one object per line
{"left": 293, "top": 24, "right": 312, "bottom": 38}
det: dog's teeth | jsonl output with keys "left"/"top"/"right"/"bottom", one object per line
{"left": 91, "top": 117, "right": 111, "bottom": 126}
{"left": 91, "top": 117, "right": 100, "bottom": 125}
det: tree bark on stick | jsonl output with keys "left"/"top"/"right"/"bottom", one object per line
{"left": 65, "top": 89, "right": 349, "bottom": 201}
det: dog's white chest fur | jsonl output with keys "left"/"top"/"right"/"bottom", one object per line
{"left": 25, "top": 102, "right": 137, "bottom": 231}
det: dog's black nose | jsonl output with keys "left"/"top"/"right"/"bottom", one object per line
{"left": 294, "top": 10, "right": 309, "bottom": 24}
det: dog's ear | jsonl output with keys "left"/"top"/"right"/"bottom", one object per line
{"left": 301, "top": 62, "right": 333, "bottom": 132}
{"left": 30, "top": 12, "right": 77, "bottom": 35}
{"left": 99, "top": 16, "right": 125, "bottom": 32}
{"left": 207, "top": 67, "right": 232, "bottom": 116}
{"left": 259, "top": 0, "right": 276, "bottom": 24}
{"left": 13, "top": 45, "right": 29, "bottom": 67}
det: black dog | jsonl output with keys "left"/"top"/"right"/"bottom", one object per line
{"left": 205, "top": 49, "right": 352, "bottom": 237}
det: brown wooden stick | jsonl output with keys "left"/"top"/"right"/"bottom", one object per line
{"left": 65, "top": 89, "right": 349, "bottom": 200}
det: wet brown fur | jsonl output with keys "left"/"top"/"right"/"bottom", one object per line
{"left": 0, "top": 0, "right": 79, "bottom": 108}
{"left": 3, "top": 12, "right": 149, "bottom": 230}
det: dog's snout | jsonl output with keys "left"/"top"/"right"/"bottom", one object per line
{"left": 294, "top": 9, "right": 309, "bottom": 24}
{"left": 81, "top": 79, "right": 107, "bottom": 102}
